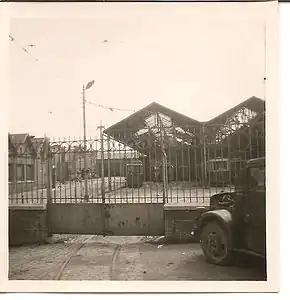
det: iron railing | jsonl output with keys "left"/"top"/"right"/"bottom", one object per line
{"left": 8, "top": 120, "right": 265, "bottom": 206}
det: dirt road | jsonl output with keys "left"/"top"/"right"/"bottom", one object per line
{"left": 9, "top": 235, "right": 266, "bottom": 281}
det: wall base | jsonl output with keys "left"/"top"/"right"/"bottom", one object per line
{"left": 9, "top": 205, "right": 48, "bottom": 246}
{"left": 164, "top": 204, "right": 208, "bottom": 243}
{"left": 9, "top": 203, "right": 209, "bottom": 246}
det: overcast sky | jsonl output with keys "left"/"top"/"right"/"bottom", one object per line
{"left": 8, "top": 4, "right": 267, "bottom": 139}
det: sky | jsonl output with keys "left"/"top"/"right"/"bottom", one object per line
{"left": 8, "top": 4, "right": 267, "bottom": 139}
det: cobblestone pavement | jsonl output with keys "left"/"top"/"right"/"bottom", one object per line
{"left": 9, "top": 235, "right": 266, "bottom": 281}
{"left": 8, "top": 235, "right": 91, "bottom": 280}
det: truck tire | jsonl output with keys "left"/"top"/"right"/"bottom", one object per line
{"left": 200, "top": 221, "right": 232, "bottom": 265}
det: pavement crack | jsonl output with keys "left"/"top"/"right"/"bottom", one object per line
{"left": 110, "top": 244, "right": 122, "bottom": 280}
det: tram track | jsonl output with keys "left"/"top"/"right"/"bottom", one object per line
{"left": 110, "top": 244, "right": 122, "bottom": 280}
{"left": 52, "top": 235, "right": 94, "bottom": 280}
{"left": 10, "top": 236, "right": 140, "bottom": 281}
{"left": 50, "top": 236, "right": 124, "bottom": 280}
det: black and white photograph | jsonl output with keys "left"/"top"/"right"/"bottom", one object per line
{"left": 0, "top": 0, "right": 279, "bottom": 293}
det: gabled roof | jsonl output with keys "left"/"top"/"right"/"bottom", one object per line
{"left": 104, "top": 102, "right": 201, "bottom": 151}
{"left": 101, "top": 96, "right": 265, "bottom": 153}
{"left": 205, "top": 96, "right": 265, "bottom": 126}
{"left": 204, "top": 96, "right": 265, "bottom": 145}
{"left": 9, "top": 133, "right": 30, "bottom": 145}
{"left": 8, "top": 133, "right": 38, "bottom": 156}
{"left": 8, "top": 134, "right": 16, "bottom": 152}
{"left": 104, "top": 101, "right": 201, "bottom": 134}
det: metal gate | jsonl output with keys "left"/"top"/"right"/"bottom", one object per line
{"left": 44, "top": 111, "right": 265, "bottom": 236}
{"left": 46, "top": 129, "right": 166, "bottom": 236}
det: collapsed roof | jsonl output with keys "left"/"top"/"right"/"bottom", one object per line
{"left": 205, "top": 96, "right": 265, "bottom": 144}
{"left": 104, "top": 102, "right": 202, "bottom": 152}
{"left": 104, "top": 97, "right": 265, "bottom": 152}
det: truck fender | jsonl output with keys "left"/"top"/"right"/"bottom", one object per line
{"left": 196, "top": 209, "right": 233, "bottom": 243}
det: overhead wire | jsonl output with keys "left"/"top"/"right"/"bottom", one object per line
{"left": 8, "top": 33, "right": 195, "bottom": 129}
{"left": 85, "top": 100, "right": 139, "bottom": 113}
{"left": 85, "top": 99, "right": 185, "bottom": 119}
{"left": 8, "top": 33, "right": 174, "bottom": 119}
{"left": 9, "top": 34, "right": 39, "bottom": 62}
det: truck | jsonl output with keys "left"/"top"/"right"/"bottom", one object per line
{"left": 206, "top": 157, "right": 243, "bottom": 186}
{"left": 192, "top": 157, "right": 266, "bottom": 265}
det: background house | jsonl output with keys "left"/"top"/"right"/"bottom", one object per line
{"left": 9, "top": 133, "right": 48, "bottom": 194}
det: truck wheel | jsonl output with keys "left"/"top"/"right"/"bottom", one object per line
{"left": 200, "top": 221, "right": 232, "bottom": 265}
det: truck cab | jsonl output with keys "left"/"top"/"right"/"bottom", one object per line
{"left": 194, "top": 157, "right": 266, "bottom": 265}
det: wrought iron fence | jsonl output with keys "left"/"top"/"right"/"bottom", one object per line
{"left": 8, "top": 118, "right": 265, "bottom": 206}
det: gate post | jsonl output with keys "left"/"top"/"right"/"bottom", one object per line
{"left": 107, "top": 134, "right": 112, "bottom": 191}
{"left": 44, "top": 137, "right": 53, "bottom": 237}
{"left": 162, "top": 150, "right": 168, "bottom": 204}
{"left": 160, "top": 123, "right": 168, "bottom": 204}
{"left": 98, "top": 123, "right": 106, "bottom": 235}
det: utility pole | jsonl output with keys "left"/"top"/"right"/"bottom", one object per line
{"left": 82, "top": 80, "right": 95, "bottom": 202}
{"left": 98, "top": 122, "right": 106, "bottom": 236}
{"left": 202, "top": 124, "right": 207, "bottom": 187}
{"left": 82, "top": 85, "right": 89, "bottom": 201}
{"left": 44, "top": 136, "right": 52, "bottom": 237}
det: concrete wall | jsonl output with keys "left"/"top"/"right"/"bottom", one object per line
{"left": 51, "top": 202, "right": 205, "bottom": 239}
{"left": 50, "top": 203, "right": 103, "bottom": 234}
{"left": 164, "top": 204, "right": 208, "bottom": 243}
{"left": 9, "top": 205, "right": 48, "bottom": 246}
{"left": 50, "top": 203, "right": 164, "bottom": 236}
{"left": 9, "top": 203, "right": 206, "bottom": 246}
{"left": 104, "top": 204, "right": 164, "bottom": 236}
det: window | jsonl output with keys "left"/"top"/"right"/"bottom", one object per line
{"left": 210, "top": 160, "right": 228, "bottom": 171}
{"left": 16, "top": 164, "right": 24, "bottom": 181}
{"left": 249, "top": 167, "right": 265, "bottom": 189}
{"left": 8, "top": 164, "right": 13, "bottom": 182}
{"left": 26, "top": 164, "right": 34, "bottom": 181}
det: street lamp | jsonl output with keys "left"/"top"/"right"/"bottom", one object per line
{"left": 82, "top": 80, "right": 95, "bottom": 201}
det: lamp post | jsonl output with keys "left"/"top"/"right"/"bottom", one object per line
{"left": 82, "top": 80, "right": 95, "bottom": 201}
